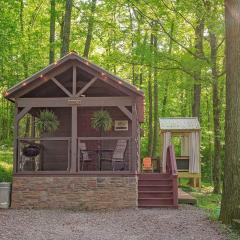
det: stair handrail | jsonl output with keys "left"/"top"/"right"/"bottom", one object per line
{"left": 166, "top": 144, "right": 177, "bottom": 176}
{"left": 166, "top": 144, "right": 178, "bottom": 208}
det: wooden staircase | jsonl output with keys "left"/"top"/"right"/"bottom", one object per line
{"left": 138, "top": 173, "right": 178, "bottom": 208}
{"left": 138, "top": 145, "right": 178, "bottom": 208}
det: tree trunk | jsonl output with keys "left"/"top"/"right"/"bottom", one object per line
{"left": 220, "top": 0, "right": 240, "bottom": 224}
{"left": 162, "top": 22, "right": 174, "bottom": 117}
{"left": 49, "top": 0, "right": 56, "bottom": 64}
{"left": 152, "top": 33, "right": 159, "bottom": 157}
{"left": 83, "top": 0, "right": 97, "bottom": 58}
{"left": 148, "top": 33, "right": 154, "bottom": 157}
{"left": 60, "top": 0, "right": 73, "bottom": 57}
{"left": 20, "top": 0, "right": 28, "bottom": 78}
{"left": 192, "top": 18, "right": 204, "bottom": 119}
{"left": 210, "top": 31, "right": 221, "bottom": 194}
{"left": 148, "top": 68, "right": 153, "bottom": 157}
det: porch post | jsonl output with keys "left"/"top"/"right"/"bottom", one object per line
{"left": 131, "top": 103, "right": 137, "bottom": 173}
{"left": 13, "top": 104, "right": 32, "bottom": 173}
{"left": 13, "top": 106, "right": 18, "bottom": 174}
{"left": 71, "top": 105, "right": 77, "bottom": 172}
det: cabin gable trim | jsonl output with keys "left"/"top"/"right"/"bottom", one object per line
{"left": 5, "top": 52, "right": 144, "bottom": 100}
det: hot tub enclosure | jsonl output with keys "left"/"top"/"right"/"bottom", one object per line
{"left": 159, "top": 117, "right": 201, "bottom": 188}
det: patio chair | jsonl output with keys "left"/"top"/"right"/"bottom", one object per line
{"left": 142, "top": 157, "right": 153, "bottom": 172}
{"left": 100, "top": 139, "right": 128, "bottom": 171}
{"left": 78, "top": 142, "right": 96, "bottom": 171}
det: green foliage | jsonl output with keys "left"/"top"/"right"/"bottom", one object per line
{"left": 180, "top": 180, "right": 221, "bottom": 220}
{"left": 0, "top": 0, "right": 226, "bottom": 186}
{"left": 193, "top": 191, "right": 221, "bottom": 220}
{"left": 35, "top": 110, "right": 59, "bottom": 135}
{"left": 91, "top": 110, "right": 113, "bottom": 133}
{"left": 0, "top": 148, "right": 13, "bottom": 182}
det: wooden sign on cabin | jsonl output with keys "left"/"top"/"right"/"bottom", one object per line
{"left": 67, "top": 98, "right": 82, "bottom": 105}
{"left": 114, "top": 120, "right": 128, "bottom": 131}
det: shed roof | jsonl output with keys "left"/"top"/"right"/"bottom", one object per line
{"left": 159, "top": 117, "right": 200, "bottom": 131}
{"left": 4, "top": 52, "right": 144, "bottom": 100}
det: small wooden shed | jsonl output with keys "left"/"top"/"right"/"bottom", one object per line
{"left": 4, "top": 52, "right": 144, "bottom": 209}
{"left": 159, "top": 117, "right": 201, "bottom": 188}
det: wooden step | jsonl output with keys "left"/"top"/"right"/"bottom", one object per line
{"left": 138, "top": 185, "right": 172, "bottom": 191}
{"left": 138, "top": 197, "right": 173, "bottom": 206}
{"left": 138, "top": 179, "right": 172, "bottom": 186}
{"left": 138, "top": 173, "right": 171, "bottom": 180}
{"left": 138, "top": 191, "right": 173, "bottom": 198}
{"left": 138, "top": 204, "right": 178, "bottom": 209}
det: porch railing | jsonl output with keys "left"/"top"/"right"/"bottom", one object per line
{"left": 17, "top": 137, "right": 71, "bottom": 172}
{"left": 77, "top": 137, "right": 131, "bottom": 172}
{"left": 16, "top": 137, "right": 132, "bottom": 173}
{"left": 166, "top": 144, "right": 178, "bottom": 207}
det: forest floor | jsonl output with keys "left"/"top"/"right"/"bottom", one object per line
{"left": 0, "top": 205, "right": 236, "bottom": 240}
{"left": 0, "top": 150, "right": 239, "bottom": 239}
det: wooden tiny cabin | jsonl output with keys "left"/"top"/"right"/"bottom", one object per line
{"left": 5, "top": 52, "right": 144, "bottom": 175}
{"left": 5, "top": 52, "right": 179, "bottom": 209}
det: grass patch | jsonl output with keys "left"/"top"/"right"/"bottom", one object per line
{"left": 0, "top": 147, "right": 13, "bottom": 182}
{"left": 179, "top": 180, "right": 221, "bottom": 220}
{"left": 192, "top": 191, "right": 221, "bottom": 220}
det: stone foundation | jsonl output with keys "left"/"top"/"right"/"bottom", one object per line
{"left": 11, "top": 175, "right": 137, "bottom": 210}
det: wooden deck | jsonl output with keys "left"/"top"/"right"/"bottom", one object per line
{"left": 178, "top": 188, "right": 197, "bottom": 205}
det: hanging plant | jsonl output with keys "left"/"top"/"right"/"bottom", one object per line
{"left": 91, "top": 110, "right": 112, "bottom": 135}
{"left": 35, "top": 110, "right": 60, "bottom": 135}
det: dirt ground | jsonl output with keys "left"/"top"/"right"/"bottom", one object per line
{"left": 0, "top": 205, "right": 234, "bottom": 240}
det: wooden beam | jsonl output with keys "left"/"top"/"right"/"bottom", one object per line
{"left": 73, "top": 65, "right": 77, "bottom": 96}
{"left": 51, "top": 77, "right": 73, "bottom": 97}
{"left": 78, "top": 137, "right": 131, "bottom": 140}
{"left": 16, "top": 106, "right": 32, "bottom": 122}
{"left": 14, "top": 106, "right": 31, "bottom": 173}
{"left": 131, "top": 104, "right": 138, "bottom": 172}
{"left": 13, "top": 106, "right": 18, "bottom": 173}
{"left": 118, "top": 106, "right": 132, "bottom": 120}
{"left": 18, "top": 137, "right": 71, "bottom": 141}
{"left": 76, "top": 76, "right": 97, "bottom": 97}
{"left": 75, "top": 63, "right": 133, "bottom": 96}
{"left": 12, "top": 62, "right": 73, "bottom": 98}
{"left": 71, "top": 106, "right": 77, "bottom": 172}
{"left": 17, "top": 97, "right": 133, "bottom": 107}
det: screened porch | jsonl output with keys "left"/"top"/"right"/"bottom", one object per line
{"left": 6, "top": 53, "right": 144, "bottom": 174}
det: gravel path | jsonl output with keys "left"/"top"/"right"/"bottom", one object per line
{"left": 0, "top": 205, "right": 230, "bottom": 240}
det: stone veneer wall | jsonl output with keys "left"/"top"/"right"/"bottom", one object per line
{"left": 11, "top": 175, "right": 137, "bottom": 209}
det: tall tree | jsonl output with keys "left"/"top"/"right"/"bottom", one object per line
{"left": 20, "top": 0, "right": 28, "bottom": 78}
{"left": 192, "top": 15, "right": 204, "bottom": 119}
{"left": 220, "top": 0, "right": 240, "bottom": 224}
{"left": 60, "top": 0, "right": 73, "bottom": 57}
{"left": 83, "top": 0, "right": 97, "bottom": 58}
{"left": 49, "top": 0, "right": 56, "bottom": 64}
{"left": 152, "top": 27, "right": 159, "bottom": 157}
{"left": 209, "top": 31, "right": 222, "bottom": 194}
{"left": 148, "top": 33, "right": 154, "bottom": 157}
{"left": 148, "top": 68, "right": 153, "bottom": 157}
{"left": 162, "top": 21, "right": 174, "bottom": 117}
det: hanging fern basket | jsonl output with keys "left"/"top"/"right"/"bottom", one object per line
{"left": 91, "top": 110, "right": 113, "bottom": 135}
{"left": 35, "top": 110, "right": 60, "bottom": 135}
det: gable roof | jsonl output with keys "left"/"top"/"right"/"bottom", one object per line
{"left": 4, "top": 52, "right": 144, "bottom": 100}
{"left": 159, "top": 117, "right": 200, "bottom": 131}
